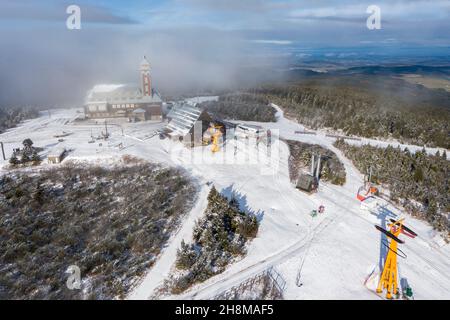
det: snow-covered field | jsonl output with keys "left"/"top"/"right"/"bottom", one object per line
{"left": 1, "top": 102, "right": 448, "bottom": 300}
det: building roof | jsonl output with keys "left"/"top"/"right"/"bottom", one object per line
{"left": 86, "top": 84, "right": 162, "bottom": 105}
{"left": 166, "top": 103, "right": 209, "bottom": 136}
{"left": 296, "top": 174, "right": 317, "bottom": 191}
{"left": 48, "top": 147, "right": 66, "bottom": 158}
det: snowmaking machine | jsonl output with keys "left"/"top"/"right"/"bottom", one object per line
{"left": 374, "top": 218, "right": 417, "bottom": 299}
{"left": 209, "top": 124, "right": 223, "bottom": 153}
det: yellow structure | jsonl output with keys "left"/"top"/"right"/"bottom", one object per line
{"left": 209, "top": 125, "right": 223, "bottom": 153}
{"left": 377, "top": 219, "right": 417, "bottom": 299}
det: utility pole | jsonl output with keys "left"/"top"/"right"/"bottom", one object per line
{"left": 105, "top": 120, "right": 108, "bottom": 138}
{"left": 0, "top": 142, "right": 6, "bottom": 160}
{"left": 316, "top": 154, "right": 321, "bottom": 180}
{"left": 365, "top": 165, "right": 373, "bottom": 184}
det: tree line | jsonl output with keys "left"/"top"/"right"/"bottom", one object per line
{"left": 199, "top": 93, "right": 277, "bottom": 122}
{"left": 249, "top": 79, "right": 450, "bottom": 149}
{"left": 334, "top": 139, "right": 449, "bottom": 235}
{"left": 0, "top": 106, "right": 39, "bottom": 134}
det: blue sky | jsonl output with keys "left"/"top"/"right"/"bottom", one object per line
{"left": 1, "top": 0, "right": 449, "bottom": 46}
{"left": 0, "top": 0, "right": 449, "bottom": 106}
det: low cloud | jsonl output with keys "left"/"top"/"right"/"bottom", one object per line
{"left": 251, "top": 40, "right": 293, "bottom": 45}
{"left": 0, "top": 0, "right": 449, "bottom": 107}
{"left": 0, "top": 25, "right": 280, "bottom": 107}
{"left": 0, "top": 0, "right": 137, "bottom": 24}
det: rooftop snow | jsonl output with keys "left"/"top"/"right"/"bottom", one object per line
{"left": 166, "top": 103, "right": 205, "bottom": 136}
{"left": 90, "top": 84, "right": 125, "bottom": 93}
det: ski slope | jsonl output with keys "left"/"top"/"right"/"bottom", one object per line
{"left": 0, "top": 103, "right": 448, "bottom": 300}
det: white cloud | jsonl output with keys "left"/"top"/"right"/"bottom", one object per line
{"left": 251, "top": 40, "right": 293, "bottom": 45}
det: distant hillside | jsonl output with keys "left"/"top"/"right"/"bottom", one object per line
{"left": 251, "top": 75, "right": 450, "bottom": 148}
{"left": 337, "top": 65, "right": 450, "bottom": 78}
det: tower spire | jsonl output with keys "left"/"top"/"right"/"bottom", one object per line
{"left": 140, "top": 56, "right": 151, "bottom": 96}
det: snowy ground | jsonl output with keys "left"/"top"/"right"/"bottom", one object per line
{"left": 1, "top": 102, "right": 448, "bottom": 300}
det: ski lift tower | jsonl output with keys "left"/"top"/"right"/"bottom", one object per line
{"left": 375, "top": 218, "right": 417, "bottom": 299}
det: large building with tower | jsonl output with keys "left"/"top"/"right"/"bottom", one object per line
{"left": 84, "top": 56, "right": 163, "bottom": 121}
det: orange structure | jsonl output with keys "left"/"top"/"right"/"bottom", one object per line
{"left": 357, "top": 182, "right": 378, "bottom": 201}
{"left": 357, "top": 166, "right": 379, "bottom": 201}
{"left": 209, "top": 124, "right": 223, "bottom": 153}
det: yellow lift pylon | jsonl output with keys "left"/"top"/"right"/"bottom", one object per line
{"left": 375, "top": 218, "right": 417, "bottom": 299}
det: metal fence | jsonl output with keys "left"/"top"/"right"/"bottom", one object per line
{"left": 294, "top": 130, "right": 317, "bottom": 135}
{"left": 212, "top": 266, "right": 286, "bottom": 300}
{"left": 325, "top": 133, "right": 362, "bottom": 141}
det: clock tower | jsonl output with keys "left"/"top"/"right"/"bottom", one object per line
{"left": 140, "top": 56, "right": 151, "bottom": 96}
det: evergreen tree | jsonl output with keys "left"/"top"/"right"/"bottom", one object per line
{"left": 21, "top": 153, "right": 31, "bottom": 163}
{"left": 413, "top": 167, "right": 424, "bottom": 182}
{"left": 22, "top": 138, "right": 33, "bottom": 150}
{"left": 31, "top": 150, "right": 41, "bottom": 165}
{"left": 173, "top": 186, "right": 260, "bottom": 293}
{"left": 9, "top": 153, "right": 19, "bottom": 166}
{"left": 175, "top": 239, "right": 197, "bottom": 270}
